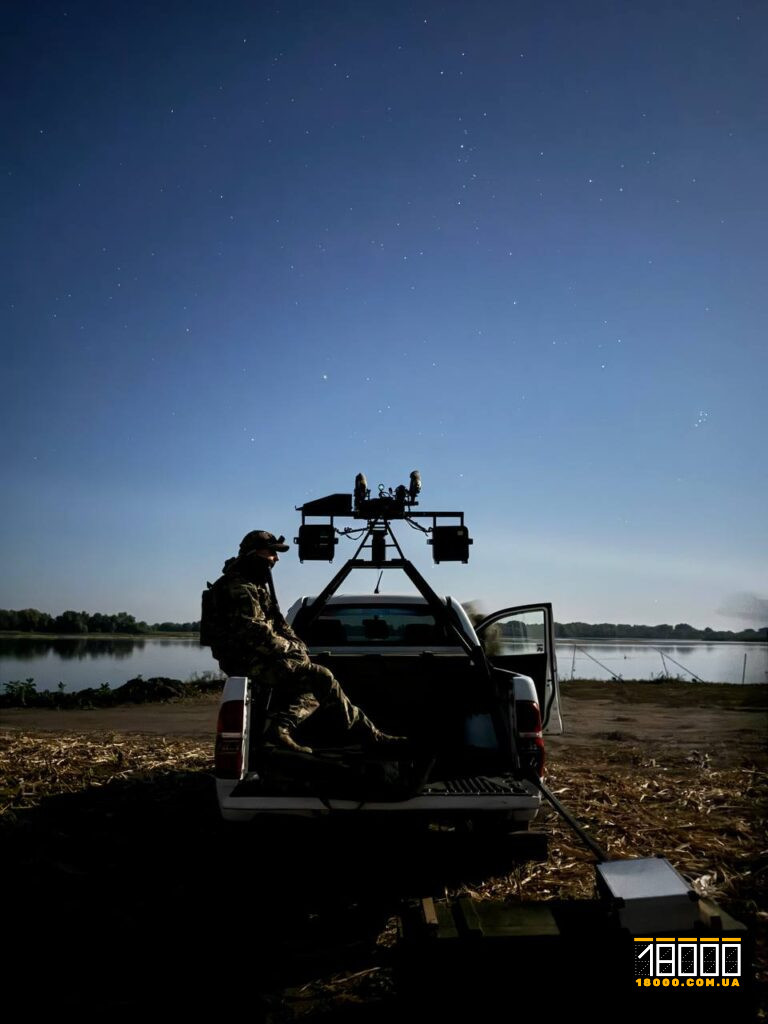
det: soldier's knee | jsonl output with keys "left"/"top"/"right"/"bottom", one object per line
{"left": 304, "top": 662, "right": 337, "bottom": 698}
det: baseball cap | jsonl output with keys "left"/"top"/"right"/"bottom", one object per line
{"left": 239, "top": 530, "right": 290, "bottom": 556}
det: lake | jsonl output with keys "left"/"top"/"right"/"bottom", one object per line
{"left": 557, "top": 638, "right": 767, "bottom": 685}
{"left": 0, "top": 636, "right": 766, "bottom": 692}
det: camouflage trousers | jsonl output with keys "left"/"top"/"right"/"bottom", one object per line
{"left": 254, "top": 659, "right": 378, "bottom": 740}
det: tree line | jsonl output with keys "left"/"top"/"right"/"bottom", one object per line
{"left": 0, "top": 608, "right": 200, "bottom": 635}
{"left": 554, "top": 621, "right": 767, "bottom": 642}
{"left": 1, "top": 607, "right": 765, "bottom": 641}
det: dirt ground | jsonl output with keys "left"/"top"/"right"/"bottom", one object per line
{"left": 1, "top": 681, "right": 765, "bottom": 1020}
{"left": 552, "top": 680, "right": 767, "bottom": 764}
{"left": 3, "top": 680, "right": 765, "bottom": 754}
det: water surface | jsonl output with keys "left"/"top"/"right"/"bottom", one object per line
{"left": 0, "top": 636, "right": 765, "bottom": 692}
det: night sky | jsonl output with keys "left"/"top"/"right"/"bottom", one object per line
{"left": 3, "top": 1, "right": 766, "bottom": 628}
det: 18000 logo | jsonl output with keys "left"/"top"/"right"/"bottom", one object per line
{"left": 634, "top": 938, "right": 741, "bottom": 988}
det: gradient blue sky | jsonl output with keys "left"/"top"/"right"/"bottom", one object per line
{"left": 3, "top": 1, "right": 766, "bottom": 628}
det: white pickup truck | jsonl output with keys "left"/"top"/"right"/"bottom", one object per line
{"left": 214, "top": 591, "right": 562, "bottom": 830}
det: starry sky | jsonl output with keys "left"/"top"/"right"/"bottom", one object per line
{"left": 2, "top": 0, "right": 766, "bottom": 629}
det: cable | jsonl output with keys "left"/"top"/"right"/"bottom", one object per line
{"left": 532, "top": 777, "right": 608, "bottom": 861}
{"left": 405, "top": 517, "right": 429, "bottom": 535}
{"left": 339, "top": 527, "right": 367, "bottom": 540}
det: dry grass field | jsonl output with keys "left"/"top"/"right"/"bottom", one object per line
{"left": 1, "top": 681, "right": 765, "bottom": 1019}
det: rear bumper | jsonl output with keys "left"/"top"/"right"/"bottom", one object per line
{"left": 216, "top": 775, "right": 541, "bottom": 822}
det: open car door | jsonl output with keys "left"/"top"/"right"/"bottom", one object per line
{"left": 475, "top": 603, "right": 563, "bottom": 734}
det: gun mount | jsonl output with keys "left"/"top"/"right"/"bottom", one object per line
{"left": 292, "top": 471, "right": 503, "bottom": 757}
{"left": 294, "top": 470, "right": 473, "bottom": 566}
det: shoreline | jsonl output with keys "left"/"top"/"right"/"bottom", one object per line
{"left": 1, "top": 676, "right": 765, "bottom": 712}
{"left": 1, "top": 680, "right": 765, "bottom": 752}
{"left": 3, "top": 628, "right": 766, "bottom": 641}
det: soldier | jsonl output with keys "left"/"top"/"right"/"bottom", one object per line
{"left": 203, "top": 529, "right": 406, "bottom": 755}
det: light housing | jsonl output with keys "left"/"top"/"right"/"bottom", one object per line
{"left": 429, "top": 525, "right": 472, "bottom": 563}
{"left": 296, "top": 524, "right": 337, "bottom": 562}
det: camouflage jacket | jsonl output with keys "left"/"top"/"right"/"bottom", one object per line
{"left": 205, "top": 559, "right": 308, "bottom": 676}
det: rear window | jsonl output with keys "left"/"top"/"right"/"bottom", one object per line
{"left": 305, "top": 604, "right": 454, "bottom": 646}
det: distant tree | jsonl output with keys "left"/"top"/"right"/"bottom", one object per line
{"left": 0, "top": 609, "right": 20, "bottom": 630}
{"left": 673, "top": 623, "right": 697, "bottom": 639}
{"left": 15, "top": 608, "right": 50, "bottom": 632}
{"left": 87, "top": 612, "right": 114, "bottom": 633}
{"left": 112, "top": 612, "right": 137, "bottom": 633}
{"left": 55, "top": 610, "right": 89, "bottom": 634}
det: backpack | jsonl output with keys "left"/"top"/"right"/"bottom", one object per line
{"left": 200, "top": 557, "right": 239, "bottom": 649}
{"left": 200, "top": 579, "right": 223, "bottom": 648}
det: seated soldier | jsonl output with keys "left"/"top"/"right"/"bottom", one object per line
{"left": 204, "top": 529, "right": 405, "bottom": 755}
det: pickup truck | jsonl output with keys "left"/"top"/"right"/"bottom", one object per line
{"left": 214, "top": 591, "right": 562, "bottom": 830}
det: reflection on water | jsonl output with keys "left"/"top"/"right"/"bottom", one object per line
{"left": 0, "top": 636, "right": 219, "bottom": 692}
{"left": 2, "top": 637, "right": 145, "bottom": 662}
{"left": 0, "top": 636, "right": 766, "bottom": 692}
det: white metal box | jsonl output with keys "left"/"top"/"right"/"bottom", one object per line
{"left": 595, "top": 857, "right": 698, "bottom": 933}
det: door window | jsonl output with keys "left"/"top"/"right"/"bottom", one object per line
{"left": 481, "top": 609, "right": 547, "bottom": 656}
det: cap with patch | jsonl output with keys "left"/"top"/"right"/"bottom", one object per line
{"left": 239, "top": 530, "right": 290, "bottom": 556}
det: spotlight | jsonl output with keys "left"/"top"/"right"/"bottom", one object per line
{"left": 408, "top": 470, "right": 422, "bottom": 502}
{"left": 354, "top": 472, "right": 368, "bottom": 510}
{"left": 430, "top": 525, "right": 472, "bottom": 563}
{"left": 296, "top": 524, "right": 337, "bottom": 562}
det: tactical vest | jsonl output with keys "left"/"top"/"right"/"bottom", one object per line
{"left": 199, "top": 566, "right": 283, "bottom": 652}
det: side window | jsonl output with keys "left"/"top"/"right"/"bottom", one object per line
{"left": 481, "top": 609, "right": 546, "bottom": 656}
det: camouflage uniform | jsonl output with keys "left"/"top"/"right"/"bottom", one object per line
{"left": 206, "top": 551, "right": 383, "bottom": 746}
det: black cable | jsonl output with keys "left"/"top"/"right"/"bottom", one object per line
{"left": 339, "top": 527, "right": 366, "bottom": 540}
{"left": 532, "top": 777, "right": 608, "bottom": 861}
{"left": 405, "top": 517, "right": 429, "bottom": 535}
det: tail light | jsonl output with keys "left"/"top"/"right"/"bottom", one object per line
{"left": 516, "top": 699, "right": 545, "bottom": 778}
{"left": 215, "top": 699, "right": 245, "bottom": 779}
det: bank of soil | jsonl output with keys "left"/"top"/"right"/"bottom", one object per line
{"left": 1, "top": 681, "right": 765, "bottom": 1019}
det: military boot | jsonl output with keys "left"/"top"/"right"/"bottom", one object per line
{"left": 356, "top": 717, "right": 410, "bottom": 752}
{"left": 264, "top": 717, "right": 314, "bottom": 755}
